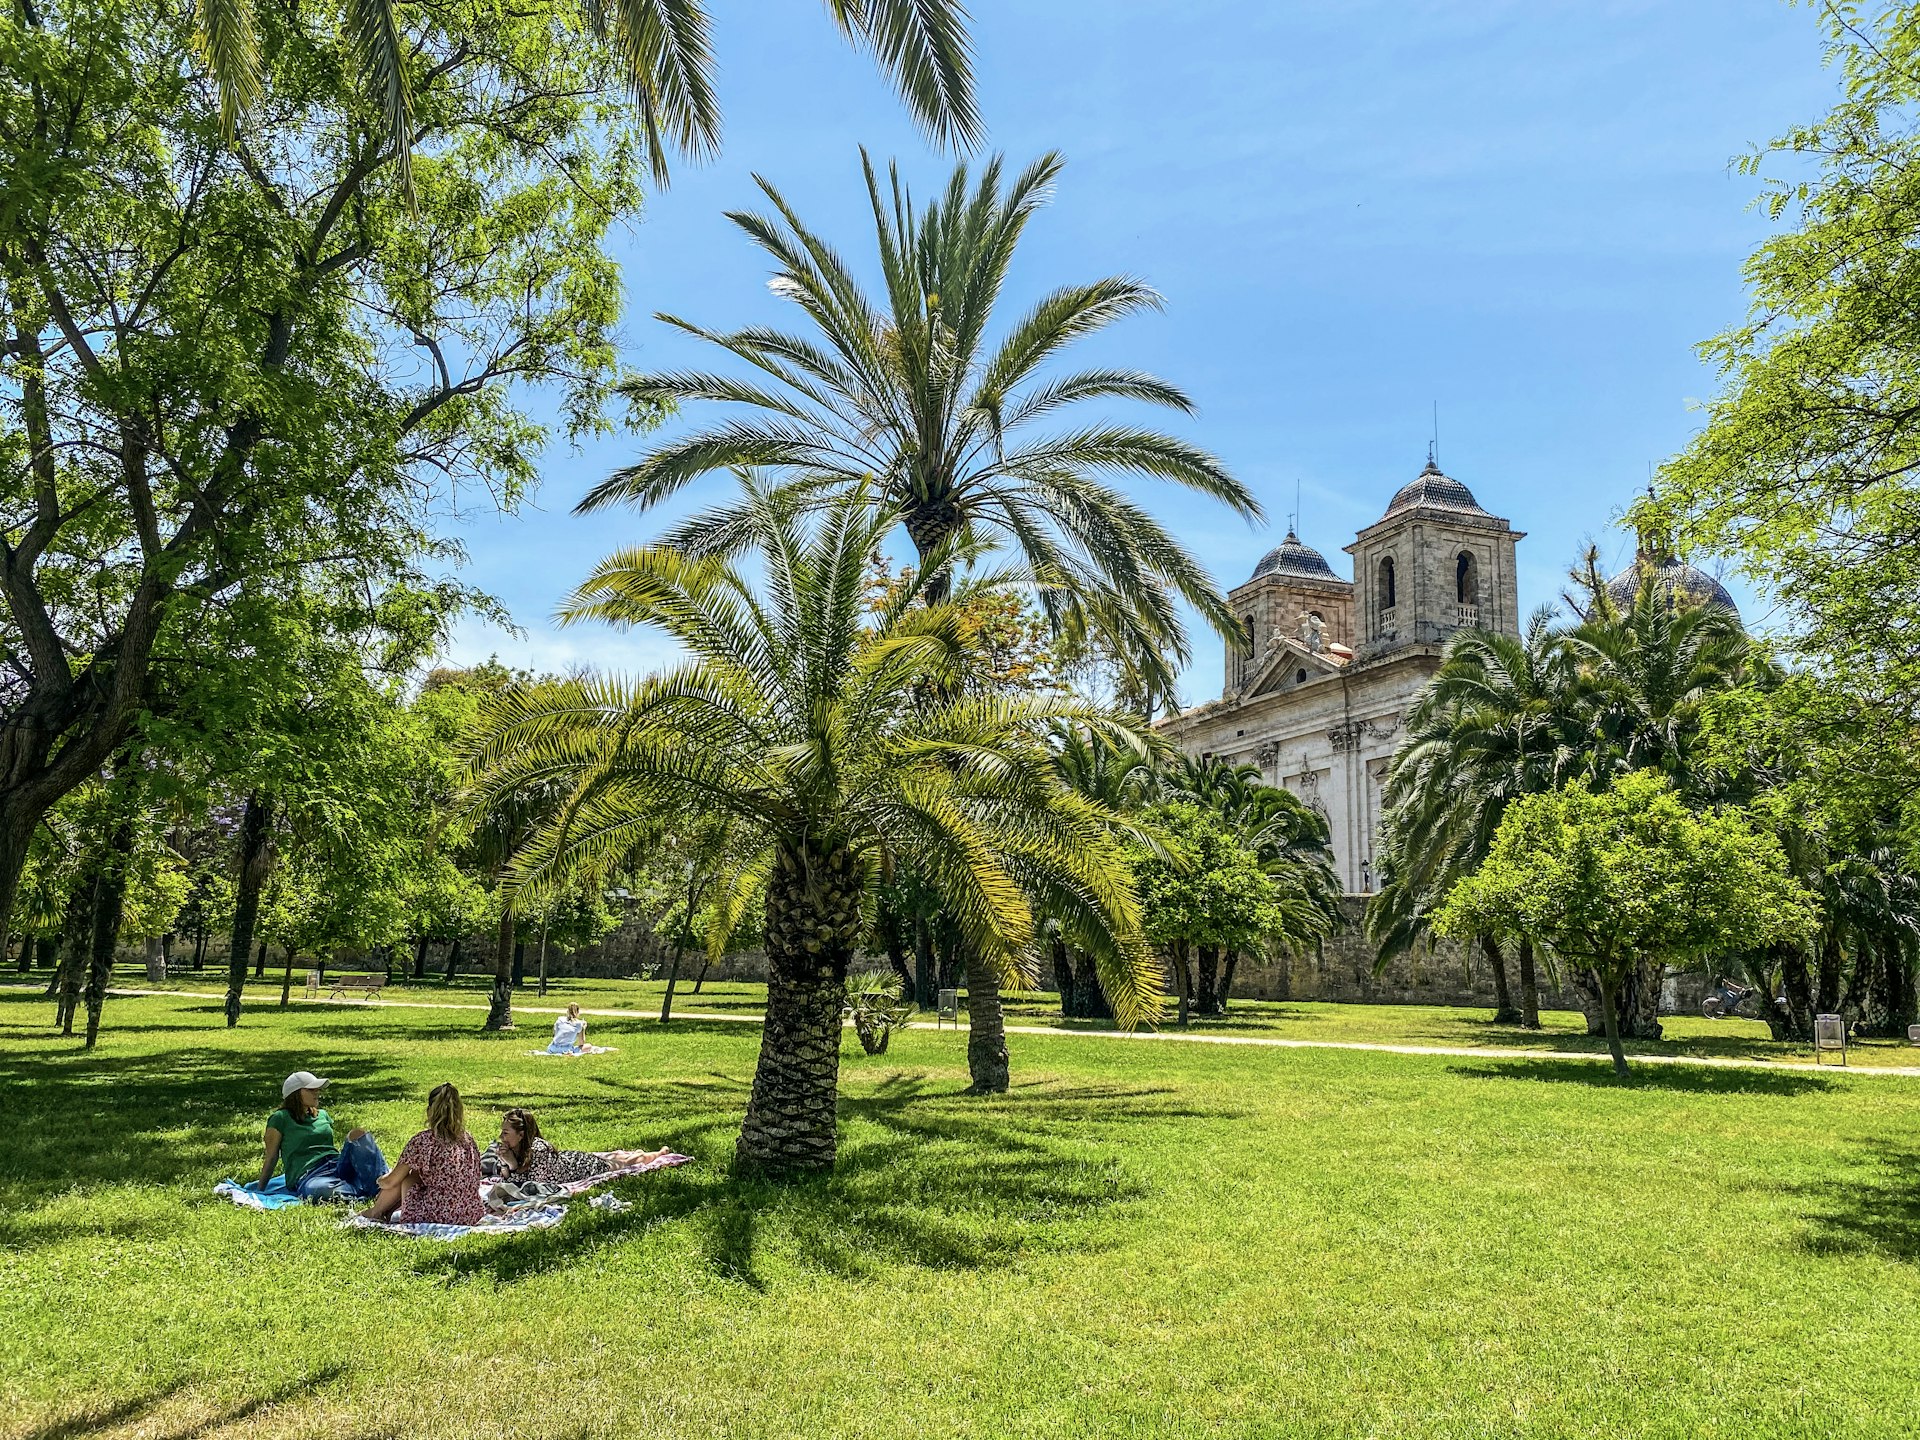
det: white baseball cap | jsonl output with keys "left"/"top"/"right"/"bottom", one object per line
{"left": 281, "top": 1071, "right": 331, "bottom": 1099}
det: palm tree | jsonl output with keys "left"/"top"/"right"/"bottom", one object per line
{"left": 581, "top": 151, "right": 1256, "bottom": 1088}
{"left": 192, "top": 0, "right": 980, "bottom": 200}
{"left": 1368, "top": 609, "right": 1583, "bottom": 1028}
{"left": 578, "top": 150, "right": 1261, "bottom": 709}
{"left": 466, "top": 478, "right": 1157, "bottom": 1173}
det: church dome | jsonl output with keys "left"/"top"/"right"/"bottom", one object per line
{"left": 1605, "top": 557, "right": 1740, "bottom": 619}
{"left": 1251, "top": 530, "right": 1339, "bottom": 582}
{"left": 1383, "top": 457, "right": 1490, "bottom": 518}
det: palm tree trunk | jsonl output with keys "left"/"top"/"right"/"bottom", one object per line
{"left": 1051, "top": 936, "right": 1075, "bottom": 1019}
{"left": 1816, "top": 930, "right": 1844, "bottom": 1016}
{"left": 224, "top": 793, "right": 272, "bottom": 1027}
{"left": 1219, "top": 947, "right": 1241, "bottom": 1011}
{"left": 484, "top": 907, "right": 515, "bottom": 1030}
{"left": 737, "top": 844, "right": 861, "bottom": 1175}
{"left": 1195, "top": 944, "right": 1221, "bottom": 1015}
{"left": 1517, "top": 938, "right": 1541, "bottom": 1029}
{"left": 1480, "top": 934, "right": 1520, "bottom": 1024}
{"left": 50, "top": 876, "right": 90, "bottom": 1023}
{"left": 1072, "top": 950, "right": 1113, "bottom": 1020}
{"left": 1780, "top": 946, "right": 1815, "bottom": 1041}
{"left": 966, "top": 950, "right": 1010, "bottom": 1094}
{"left": 912, "top": 913, "right": 934, "bottom": 1009}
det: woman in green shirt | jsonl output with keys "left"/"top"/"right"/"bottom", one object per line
{"left": 259, "top": 1071, "right": 389, "bottom": 1201}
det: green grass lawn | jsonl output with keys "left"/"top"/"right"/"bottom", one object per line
{"left": 88, "top": 958, "right": 1920, "bottom": 1069}
{"left": 5, "top": 988, "right": 1920, "bottom": 1438}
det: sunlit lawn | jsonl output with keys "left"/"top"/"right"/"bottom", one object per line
{"left": 98, "top": 959, "right": 1920, "bottom": 1069}
{"left": 4, "top": 987, "right": 1920, "bottom": 1438}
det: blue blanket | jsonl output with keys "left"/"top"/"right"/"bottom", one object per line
{"left": 213, "top": 1177, "right": 304, "bottom": 1210}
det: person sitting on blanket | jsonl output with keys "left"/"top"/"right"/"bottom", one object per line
{"left": 479, "top": 1107, "right": 668, "bottom": 1186}
{"left": 544, "top": 1003, "right": 590, "bottom": 1055}
{"left": 260, "top": 1070, "right": 389, "bottom": 1203}
{"left": 360, "top": 1083, "right": 485, "bottom": 1226}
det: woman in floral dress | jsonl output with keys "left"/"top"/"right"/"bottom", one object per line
{"left": 479, "top": 1107, "right": 665, "bottom": 1186}
{"left": 361, "top": 1083, "right": 485, "bottom": 1225}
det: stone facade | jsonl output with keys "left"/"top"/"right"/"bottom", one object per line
{"left": 1159, "top": 457, "right": 1523, "bottom": 893}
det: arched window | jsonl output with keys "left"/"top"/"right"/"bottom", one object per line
{"left": 1378, "top": 556, "right": 1396, "bottom": 610}
{"left": 1456, "top": 551, "right": 1478, "bottom": 607}
{"left": 1296, "top": 668, "right": 1308, "bottom": 684}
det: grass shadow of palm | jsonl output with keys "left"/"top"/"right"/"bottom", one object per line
{"left": 1447, "top": 1059, "right": 1835, "bottom": 1095}
{"left": 1792, "top": 1142, "right": 1920, "bottom": 1262}
{"left": 419, "top": 1074, "right": 1211, "bottom": 1290}
{"left": 19, "top": 1363, "right": 347, "bottom": 1440}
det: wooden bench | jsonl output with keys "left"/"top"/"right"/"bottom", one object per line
{"left": 326, "top": 973, "right": 389, "bottom": 1001}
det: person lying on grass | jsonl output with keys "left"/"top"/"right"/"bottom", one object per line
{"left": 545, "top": 1003, "right": 590, "bottom": 1055}
{"left": 260, "top": 1071, "right": 389, "bottom": 1203}
{"left": 480, "top": 1106, "right": 669, "bottom": 1185}
{"left": 360, "top": 1083, "right": 485, "bottom": 1227}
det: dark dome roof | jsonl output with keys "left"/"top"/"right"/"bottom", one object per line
{"left": 1251, "top": 530, "right": 1339, "bottom": 582}
{"left": 1605, "top": 557, "right": 1739, "bottom": 618}
{"left": 1384, "top": 457, "right": 1489, "bottom": 518}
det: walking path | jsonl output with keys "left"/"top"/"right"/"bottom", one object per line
{"left": 58, "top": 985, "right": 1920, "bottom": 1079}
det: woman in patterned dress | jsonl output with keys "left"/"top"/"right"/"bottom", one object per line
{"left": 479, "top": 1107, "right": 665, "bottom": 1185}
{"left": 361, "top": 1083, "right": 485, "bottom": 1225}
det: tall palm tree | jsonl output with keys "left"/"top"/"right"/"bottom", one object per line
{"left": 192, "top": 0, "right": 981, "bottom": 199}
{"left": 465, "top": 478, "right": 1156, "bottom": 1173}
{"left": 1368, "top": 609, "right": 1583, "bottom": 1027}
{"left": 578, "top": 150, "right": 1261, "bottom": 708}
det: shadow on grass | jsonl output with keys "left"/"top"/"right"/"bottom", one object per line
{"left": 1795, "top": 1143, "right": 1920, "bottom": 1263}
{"left": 418, "top": 1072, "right": 1212, "bottom": 1291}
{"left": 1447, "top": 1059, "right": 1836, "bottom": 1095}
{"left": 20, "top": 1363, "right": 347, "bottom": 1440}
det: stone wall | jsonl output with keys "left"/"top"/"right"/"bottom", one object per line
{"left": 1223, "top": 897, "right": 1588, "bottom": 1011}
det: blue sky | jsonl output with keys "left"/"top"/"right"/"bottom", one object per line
{"left": 440, "top": 0, "right": 1840, "bottom": 708}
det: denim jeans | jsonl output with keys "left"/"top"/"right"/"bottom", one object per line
{"left": 294, "top": 1131, "right": 389, "bottom": 1202}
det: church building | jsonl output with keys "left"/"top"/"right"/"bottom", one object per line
{"left": 1157, "top": 456, "right": 1524, "bottom": 893}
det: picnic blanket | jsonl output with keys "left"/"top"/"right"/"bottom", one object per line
{"left": 526, "top": 1044, "right": 617, "bottom": 1057}
{"left": 213, "top": 1177, "right": 304, "bottom": 1210}
{"left": 341, "top": 1204, "right": 568, "bottom": 1241}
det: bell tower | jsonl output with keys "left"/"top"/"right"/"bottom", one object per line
{"left": 1345, "top": 455, "right": 1522, "bottom": 651}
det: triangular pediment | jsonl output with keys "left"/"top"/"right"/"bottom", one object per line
{"left": 1245, "top": 635, "right": 1347, "bottom": 697}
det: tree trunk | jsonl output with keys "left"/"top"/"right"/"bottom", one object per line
{"left": 224, "top": 793, "right": 273, "bottom": 1026}
{"left": 1071, "top": 949, "right": 1113, "bottom": 1020}
{"left": 444, "top": 936, "right": 462, "bottom": 983}
{"left": 253, "top": 937, "right": 268, "bottom": 979}
{"left": 32, "top": 934, "right": 55, "bottom": 972}
{"left": 1517, "top": 938, "right": 1541, "bottom": 1029}
{"left": 1481, "top": 934, "right": 1520, "bottom": 1025}
{"left": 1598, "top": 970, "right": 1629, "bottom": 1077}
{"left": 660, "top": 945, "right": 684, "bottom": 1023}
{"left": 1574, "top": 958, "right": 1664, "bottom": 1040}
{"left": 736, "top": 843, "right": 861, "bottom": 1175}
{"left": 411, "top": 934, "right": 429, "bottom": 981}
{"left": 1195, "top": 944, "right": 1221, "bottom": 1016}
{"left": 880, "top": 903, "right": 914, "bottom": 1005}
{"left": 51, "top": 874, "right": 90, "bottom": 1020}
{"left": 535, "top": 917, "right": 551, "bottom": 998}
{"left": 1219, "top": 947, "right": 1241, "bottom": 1011}
{"left": 512, "top": 938, "right": 525, "bottom": 987}
{"left": 966, "top": 950, "right": 1010, "bottom": 1094}
{"left": 1816, "top": 929, "right": 1844, "bottom": 1017}
{"left": 279, "top": 948, "right": 298, "bottom": 1008}
{"left": 1170, "top": 939, "right": 1194, "bottom": 1027}
{"left": 1780, "top": 945, "right": 1815, "bottom": 1041}
{"left": 192, "top": 926, "right": 206, "bottom": 970}
{"left": 912, "top": 912, "right": 934, "bottom": 1010}
{"left": 81, "top": 813, "right": 136, "bottom": 1049}
{"left": 692, "top": 956, "right": 711, "bottom": 994}
{"left": 935, "top": 917, "right": 958, "bottom": 993}
{"left": 144, "top": 936, "right": 165, "bottom": 984}
{"left": 1051, "top": 936, "right": 1075, "bottom": 1019}
{"left": 484, "top": 906, "right": 515, "bottom": 1030}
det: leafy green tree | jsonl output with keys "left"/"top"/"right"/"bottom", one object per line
{"left": 1128, "top": 801, "right": 1309, "bottom": 1027}
{"left": 1657, "top": 1, "right": 1920, "bottom": 820}
{"left": 467, "top": 478, "right": 1155, "bottom": 1173}
{"left": 0, "top": 0, "right": 647, "bottom": 945}
{"left": 1432, "top": 772, "right": 1816, "bottom": 1076}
